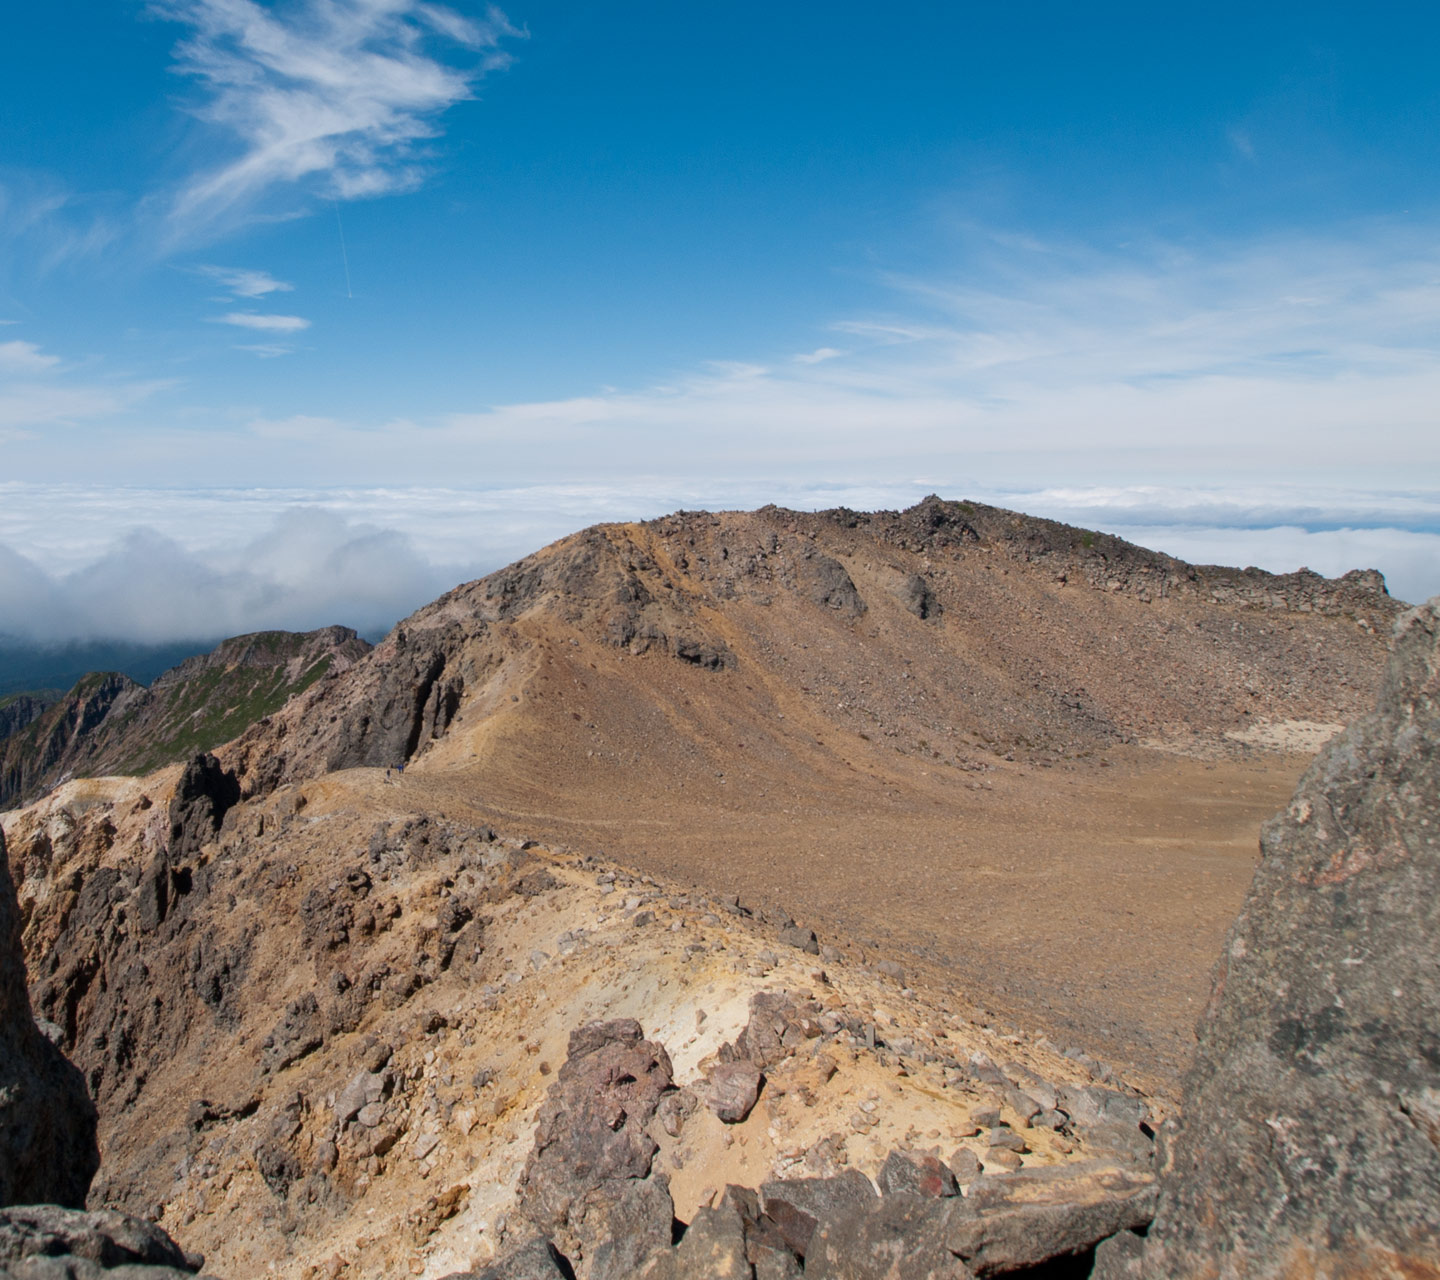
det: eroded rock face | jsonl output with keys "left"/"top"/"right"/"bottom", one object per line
{"left": 0, "top": 826, "right": 99, "bottom": 1209}
{"left": 1140, "top": 601, "right": 1440, "bottom": 1277}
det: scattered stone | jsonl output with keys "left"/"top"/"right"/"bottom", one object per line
{"left": 983, "top": 1149, "right": 1022, "bottom": 1172}
{"left": 875, "top": 960, "right": 906, "bottom": 984}
{"left": 947, "top": 1149, "right": 982, "bottom": 1185}
{"left": 877, "top": 1149, "right": 959, "bottom": 1199}
{"left": 778, "top": 925, "right": 820, "bottom": 955}
{"left": 987, "top": 1128, "right": 1027, "bottom": 1153}
{"left": 970, "top": 1106, "right": 1001, "bottom": 1129}
{"left": 656, "top": 1088, "right": 698, "bottom": 1138}
{"left": 703, "top": 1061, "right": 763, "bottom": 1124}
{"left": 632, "top": 910, "right": 655, "bottom": 928}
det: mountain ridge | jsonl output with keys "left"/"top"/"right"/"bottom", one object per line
{"left": 0, "top": 627, "right": 371, "bottom": 810}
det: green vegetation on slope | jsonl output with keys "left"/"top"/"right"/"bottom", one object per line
{"left": 112, "top": 655, "right": 335, "bottom": 776}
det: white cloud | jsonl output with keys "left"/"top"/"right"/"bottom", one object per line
{"left": 0, "top": 341, "right": 61, "bottom": 374}
{"left": 234, "top": 343, "right": 296, "bottom": 358}
{"left": 195, "top": 264, "right": 294, "bottom": 298}
{"left": 212, "top": 311, "right": 310, "bottom": 332}
{"left": 0, "top": 507, "right": 452, "bottom": 644}
{"left": 152, "top": 0, "right": 523, "bottom": 229}
{"left": 794, "top": 346, "right": 844, "bottom": 364}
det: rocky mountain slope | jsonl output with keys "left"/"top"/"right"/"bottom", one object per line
{"left": 226, "top": 498, "right": 1400, "bottom": 794}
{"left": 0, "top": 628, "right": 370, "bottom": 810}
{"left": 0, "top": 499, "right": 1431, "bottom": 1279}
{"left": 3, "top": 755, "right": 1168, "bottom": 1279}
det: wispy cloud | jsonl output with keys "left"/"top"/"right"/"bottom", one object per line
{"left": 0, "top": 334, "right": 165, "bottom": 434}
{"left": 195, "top": 264, "right": 294, "bottom": 298}
{"left": 794, "top": 346, "right": 844, "bottom": 364}
{"left": 212, "top": 311, "right": 310, "bottom": 332}
{"left": 0, "top": 174, "right": 122, "bottom": 275}
{"left": 0, "top": 380, "right": 166, "bottom": 435}
{"left": 152, "top": 0, "right": 523, "bottom": 230}
{"left": 0, "top": 341, "right": 61, "bottom": 375}
{"left": 235, "top": 342, "right": 297, "bottom": 358}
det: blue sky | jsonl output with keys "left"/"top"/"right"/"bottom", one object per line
{"left": 2, "top": 0, "right": 1438, "bottom": 641}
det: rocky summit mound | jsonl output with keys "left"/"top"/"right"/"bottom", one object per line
{"left": 228, "top": 498, "right": 1399, "bottom": 793}
{"left": 0, "top": 628, "right": 370, "bottom": 811}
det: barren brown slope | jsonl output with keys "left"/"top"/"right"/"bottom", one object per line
{"left": 222, "top": 498, "right": 1397, "bottom": 1084}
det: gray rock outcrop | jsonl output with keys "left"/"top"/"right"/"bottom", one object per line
{"left": 0, "top": 825, "right": 98, "bottom": 1209}
{"left": 1134, "top": 600, "right": 1440, "bottom": 1276}
{"left": 0, "top": 1205, "right": 205, "bottom": 1279}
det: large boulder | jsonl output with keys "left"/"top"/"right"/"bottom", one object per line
{"left": 0, "top": 1204, "right": 203, "bottom": 1278}
{"left": 515, "top": 1019, "right": 676, "bottom": 1265}
{"left": 0, "top": 825, "right": 98, "bottom": 1208}
{"left": 1136, "top": 600, "right": 1440, "bottom": 1276}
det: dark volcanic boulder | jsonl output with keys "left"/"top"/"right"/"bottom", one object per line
{"left": 0, "top": 826, "right": 98, "bottom": 1209}
{"left": 1137, "top": 600, "right": 1440, "bottom": 1277}
{"left": 0, "top": 1204, "right": 202, "bottom": 1277}
{"left": 516, "top": 1019, "right": 675, "bottom": 1263}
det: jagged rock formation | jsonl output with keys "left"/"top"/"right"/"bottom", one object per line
{"left": 0, "top": 824, "right": 97, "bottom": 1209}
{"left": 1097, "top": 599, "right": 1440, "bottom": 1277}
{"left": 0, "top": 628, "right": 369, "bottom": 810}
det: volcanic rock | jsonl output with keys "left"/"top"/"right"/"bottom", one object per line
{"left": 940, "top": 1161, "right": 1157, "bottom": 1275}
{"left": 0, "top": 1205, "right": 204, "bottom": 1278}
{"left": 1135, "top": 599, "right": 1440, "bottom": 1277}
{"left": 516, "top": 1019, "right": 674, "bottom": 1260}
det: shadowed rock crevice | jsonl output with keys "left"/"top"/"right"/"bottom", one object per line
{"left": 0, "top": 824, "right": 98, "bottom": 1210}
